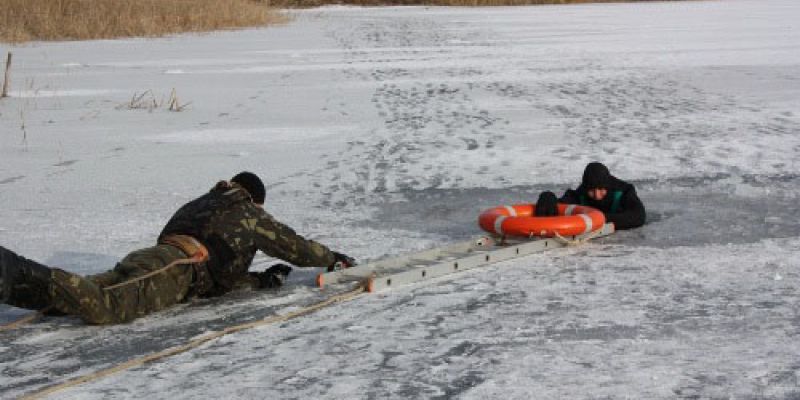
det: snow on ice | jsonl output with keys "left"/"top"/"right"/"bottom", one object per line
{"left": 1, "top": 0, "right": 799, "bottom": 398}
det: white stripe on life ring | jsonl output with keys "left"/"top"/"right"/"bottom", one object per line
{"left": 494, "top": 216, "right": 507, "bottom": 235}
{"left": 504, "top": 205, "right": 517, "bottom": 217}
{"left": 578, "top": 213, "right": 593, "bottom": 234}
{"left": 566, "top": 205, "right": 577, "bottom": 216}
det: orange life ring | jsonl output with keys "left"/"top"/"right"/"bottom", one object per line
{"left": 478, "top": 203, "right": 606, "bottom": 238}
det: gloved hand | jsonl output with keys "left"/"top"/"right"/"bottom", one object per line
{"left": 327, "top": 251, "right": 356, "bottom": 272}
{"left": 255, "top": 264, "right": 292, "bottom": 289}
{"left": 535, "top": 191, "right": 559, "bottom": 217}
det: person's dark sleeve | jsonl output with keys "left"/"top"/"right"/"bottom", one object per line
{"left": 252, "top": 211, "right": 336, "bottom": 268}
{"left": 606, "top": 187, "right": 646, "bottom": 230}
{"left": 559, "top": 188, "right": 580, "bottom": 204}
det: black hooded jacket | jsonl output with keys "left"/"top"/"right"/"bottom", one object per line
{"left": 559, "top": 163, "right": 646, "bottom": 230}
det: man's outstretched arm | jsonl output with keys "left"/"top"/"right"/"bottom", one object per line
{"left": 252, "top": 211, "right": 337, "bottom": 268}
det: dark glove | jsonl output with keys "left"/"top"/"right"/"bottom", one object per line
{"left": 255, "top": 264, "right": 292, "bottom": 289}
{"left": 535, "top": 191, "right": 559, "bottom": 217}
{"left": 326, "top": 251, "right": 356, "bottom": 272}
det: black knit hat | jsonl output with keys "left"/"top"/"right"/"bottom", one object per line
{"left": 582, "top": 162, "right": 611, "bottom": 190}
{"left": 231, "top": 171, "right": 265, "bottom": 204}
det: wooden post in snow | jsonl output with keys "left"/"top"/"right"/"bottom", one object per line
{"left": 2, "top": 52, "right": 12, "bottom": 98}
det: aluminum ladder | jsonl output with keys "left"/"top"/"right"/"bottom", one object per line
{"left": 317, "top": 223, "right": 615, "bottom": 292}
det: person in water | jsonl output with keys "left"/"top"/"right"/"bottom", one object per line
{"left": 535, "top": 162, "right": 646, "bottom": 230}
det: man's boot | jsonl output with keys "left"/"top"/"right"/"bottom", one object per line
{"left": 0, "top": 246, "right": 54, "bottom": 310}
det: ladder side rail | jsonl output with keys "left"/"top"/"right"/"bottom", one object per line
{"left": 317, "top": 237, "right": 483, "bottom": 286}
{"left": 367, "top": 239, "right": 554, "bottom": 292}
{"left": 321, "top": 223, "right": 614, "bottom": 288}
{"left": 366, "top": 224, "right": 614, "bottom": 292}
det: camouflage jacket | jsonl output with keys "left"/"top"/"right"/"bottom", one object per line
{"left": 158, "top": 181, "right": 336, "bottom": 295}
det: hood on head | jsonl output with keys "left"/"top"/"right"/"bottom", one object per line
{"left": 582, "top": 162, "right": 611, "bottom": 190}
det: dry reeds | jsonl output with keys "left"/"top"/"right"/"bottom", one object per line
{"left": 117, "top": 89, "right": 191, "bottom": 112}
{"left": 0, "top": 0, "right": 284, "bottom": 43}
{"left": 1, "top": 52, "right": 10, "bottom": 98}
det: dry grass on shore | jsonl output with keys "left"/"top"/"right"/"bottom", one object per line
{"left": 1, "top": 0, "right": 678, "bottom": 43}
{"left": 0, "top": 0, "right": 284, "bottom": 43}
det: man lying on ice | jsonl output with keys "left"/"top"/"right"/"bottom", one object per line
{"left": 535, "top": 162, "right": 647, "bottom": 230}
{"left": 0, "top": 172, "right": 354, "bottom": 325}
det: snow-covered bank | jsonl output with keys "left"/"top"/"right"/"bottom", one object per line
{"left": 2, "top": 0, "right": 799, "bottom": 398}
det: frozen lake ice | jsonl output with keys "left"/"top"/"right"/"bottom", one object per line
{"left": 1, "top": 0, "right": 799, "bottom": 398}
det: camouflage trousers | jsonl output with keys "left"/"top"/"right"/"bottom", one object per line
{"left": 49, "top": 244, "right": 195, "bottom": 325}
